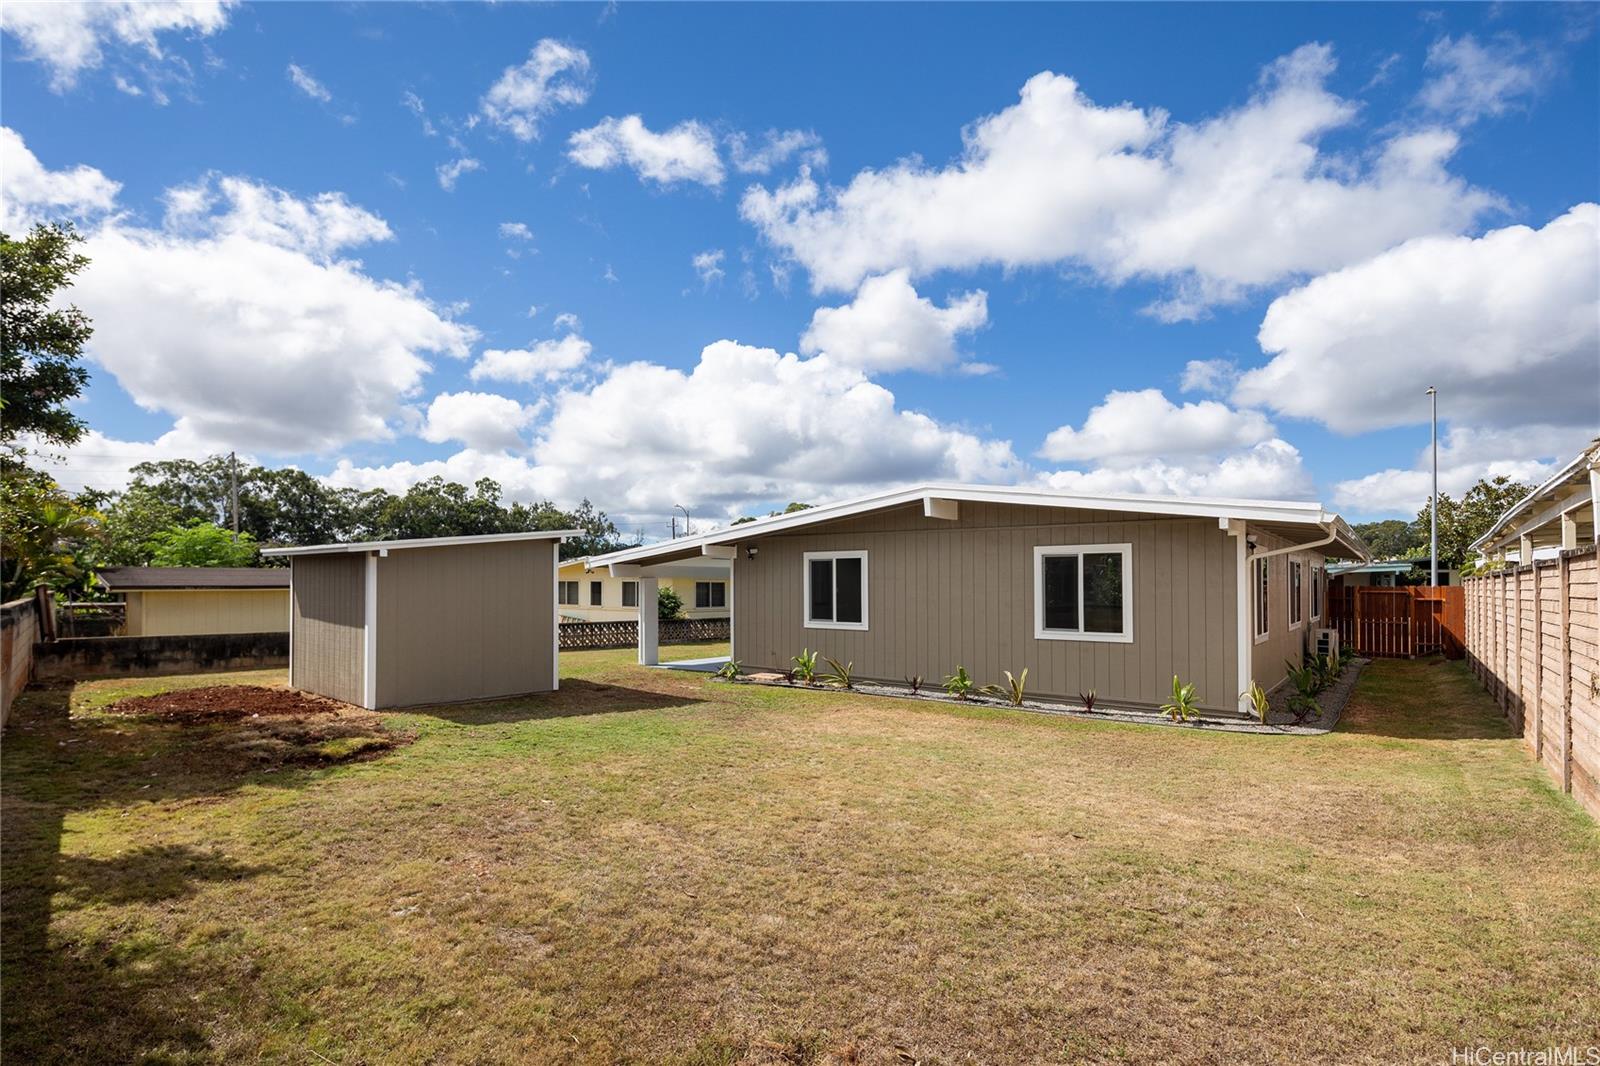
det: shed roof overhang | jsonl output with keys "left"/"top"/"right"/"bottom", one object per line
{"left": 1470, "top": 439, "right": 1600, "bottom": 555}
{"left": 262, "top": 530, "right": 581, "bottom": 558}
{"left": 589, "top": 483, "right": 1370, "bottom": 571}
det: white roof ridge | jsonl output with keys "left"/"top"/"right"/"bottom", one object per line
{"left": 263, "top": 529, "right": 582, "bottom": 557}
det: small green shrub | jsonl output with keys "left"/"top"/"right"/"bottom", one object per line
{"left": 942, "top": 666, "right": 975, "bottom": 700}
{"left": 657, "top": 586, "right": 684, "bottom": 621}
{"left": 714, "top": 660, "right": 743, "bottom": 681}
{"left": 820, "top": 656, "right": 855, "bottom": 689}
{"left": 981, "top": 668, "right": 1029, "bottom": 707}
{"left": 1240, "top": 680, "right": 1270, "bottom": 725}
{"left": 1283, "top": 660, "right": 1323, "bottom": 723}
{"left": 791, "top": 649, "right": 818, "bottom": 684}
{"left": 1161, "top": 675, "right": 1200, "bottom": 723}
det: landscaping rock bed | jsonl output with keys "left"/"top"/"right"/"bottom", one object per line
{"left": 723, "top": 658, "right": 1370, "bottom": 736}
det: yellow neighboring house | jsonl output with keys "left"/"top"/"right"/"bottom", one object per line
{"left": 557, "top": 559, "right": 729, "bottom": 622}
{"left": 97, "top": 567, "right": 290, "bottom": 636}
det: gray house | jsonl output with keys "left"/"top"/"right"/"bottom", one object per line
{"left": 592, "top": 485, "right": 1368, "bottom": 715}
{"left": 263, "top": 531, "right": 575, "bottom": 709}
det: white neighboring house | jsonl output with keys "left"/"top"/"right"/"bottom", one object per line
{"left": 557, "top": 558, "right": 730, "bottom": 622}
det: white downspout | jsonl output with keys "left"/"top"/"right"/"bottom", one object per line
{"left": 1223, "top": 519, "right": 1251, "bottom": 715}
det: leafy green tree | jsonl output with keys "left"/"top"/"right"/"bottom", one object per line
{"left": 1351, "top": 518, "right": 1422, "bottom": 560}
{"left": 732, "top": 501, "right": 812, "bottom": 525}
{"left": 147, "top": 521, "right": 260, "bottom": 567}
{"left": 0, "top": 469, "right": 103, "bottom": 598}
{"left": 1, "top": 224, "right": 93, "bottom": 452}
{"left": 656, "top": 585, "right": 684, "bottom": 621}
{"left": 1418, "top": 476, "right": 1533, "bottom": 570}
{"left": 94, "top": 486, "right": 185, "bottom": 566}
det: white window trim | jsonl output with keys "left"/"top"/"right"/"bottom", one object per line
{"left": 1253, "top": 557, "right": 1270, "bottom": 645}
{"left": 1289, "top": 559, "right": 1304, "bottom": 631}
{"left": 1032, "top": 543, "right": 1134, "bottom": 644}
{"left": 1310, "top": 564, "right": 1322, "bottom": 622}
{"left": 695, "top": 580, "right": 727, "bottom": 610}
{"left": 803, "top": 550, "right": 869, "bottom": 631}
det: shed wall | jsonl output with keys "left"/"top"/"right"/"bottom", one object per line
{"left": 289, "top": 554, "right": 366, "bottom": 705}
{"left": 731, "top": 502, "right": 1244, "bottom": 712}
{"left": 375, "top": 540, "right": 556, "bottom": 707}
{"left": 125, "top": 588, "right": 290, "bottom": 636}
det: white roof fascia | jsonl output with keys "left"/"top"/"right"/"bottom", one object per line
{"left": 590, "top": 483, "right": 1357, "bottom": 567}
{"left": 263, "top": 530, "right": 582, "bottom": 558}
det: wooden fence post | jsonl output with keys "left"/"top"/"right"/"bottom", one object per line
{"left": 1498, "top": 570, "right": 1508, "bottom": 714}
{"left": 1560, "top": 554, "right": 1572, "bottom": 794}
{"left": 1533, "top": 563, "right": 1543, "bottom": 762}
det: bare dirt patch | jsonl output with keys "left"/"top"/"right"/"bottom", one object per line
{"left": 107, "top": 684, "right": 346, "bottom": 722}
{"left": 106, "top": 685, "right": 411, "bottom": 767}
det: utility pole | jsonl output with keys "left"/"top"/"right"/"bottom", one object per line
{"left": 229, "top": 451, "right": 240, "bottom": 544}
{"left": 1426, "top": 386, "right": 1438, "bottom": 587}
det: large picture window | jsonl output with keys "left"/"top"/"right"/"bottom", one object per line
{"left": 1289, "top": 561, "right": 1303, "bottom": 629}
{"left": 803, "top": 550, "right": 867, "bottom": 630}
{"left": 695, "top": 581, "right": 726, "bottom": 609}
{"left": 1033, "top": 543, "right": 1132, "bottom": 643}
{"left": 1253, "top": 558, "right": 1269, "bottom": 642}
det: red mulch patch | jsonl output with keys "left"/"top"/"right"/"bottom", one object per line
{"left": 108, "top": 685, "right": 349, "bottom": 722}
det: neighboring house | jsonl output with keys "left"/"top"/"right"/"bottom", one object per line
{"left": 557, "top": 558, "right": 730, "bottom": 621}
{"left": 263, "top": 531, "right": 576, "bottom": 709}
{"left": 591, "top": 484, "right": 1369, "bottom": 715}
{"left": 1471, "top": 438, "right": 1599, "bottom": 563}
{"left": 97, "top": 567, "right": 290, "bottom": 636}
{"left": 1327, "top": 559, "right": 1461, "bottom": 587}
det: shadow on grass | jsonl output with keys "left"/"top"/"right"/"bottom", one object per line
{"left": 1334, "top": 657, "right": 1517, "bottom": 741}
{"left": 402, "top": 678, "right": 701, "bottom": 724}
{"left": 0, "top": 684, "right": 298, "bottom": 1064}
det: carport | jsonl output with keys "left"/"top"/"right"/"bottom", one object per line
{"left": 589, "top": 543, "right": 732, "bottom": 667}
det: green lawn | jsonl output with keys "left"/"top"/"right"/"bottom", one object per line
{"left": 3, "top": 650, "right": 1596, "bottom": 1064}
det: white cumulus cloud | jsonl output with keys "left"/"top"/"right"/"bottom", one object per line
{"left": 419, "top": 391, "right": 539, "bottom": 452}
{"left": 1039, "top": 389, "right": 1275, "bottom": 464}
{"left": 728, "top": 128, "right": 827, "bottom": 174}
{"left": 693, "top": 249, "right": 725, "bottom": 288}
{"left": 1235, "top": 204, "right": 1600, "bottom": 435}
{"left": 436, "top": 157, "right": 482, "bottom": 191}
{"left": 742, "top": 44, "right": 1497, "bottom": 316}
{"left": 799, "top": 269, "right": 988, "bottom": 374}
{"left": 479, "top": 39, "right": 592, "bottom": 142}
{"left": 0, "top": 0, "right": 233, "bottom": 91}
{"left": 470, "top": 334, "right": 593, "bottom": 385}
{"left": 568, "top": 115, "right": 724, "bottom": 187}
{"left": 0, "top": 126, "right": 121, "bottom": 230}
{"left": 1042, "top": 439, "right": 1313, "bottom": 501}
{"left": 1420, "top": 34, "right": 1549, "bottom": 125}
{"left": 286, "top": 62, "right": 331, "bottom": 103}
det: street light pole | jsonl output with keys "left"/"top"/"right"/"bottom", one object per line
{"left": 674, "top": 504, "right": 691, "bottom": 537}
{"left": 1426, "top": 386, "right": 1438, "bottom": 587}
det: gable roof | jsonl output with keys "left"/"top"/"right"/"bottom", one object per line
{"left": 592, "top": 483, "right": 1369, "bottom": 569}
{"left": 97, "top": 566, "right": 290, "bottom": 591}
{"left": 262, "top": 530, "right": 581, "bottom": 558}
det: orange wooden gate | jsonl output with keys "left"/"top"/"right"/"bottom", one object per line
{"left": 1325, "top": 584, "right": 1465, "bottom": 659}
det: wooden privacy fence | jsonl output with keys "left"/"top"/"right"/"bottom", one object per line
{"left": 1326, "top": 585, "right": 1465, "bottom": 659}
{"left": 560, "top": 617, "right": 729, "bottom": 651}
{"left": 1464, "top": 548, "right": 1599, "bottom": 820}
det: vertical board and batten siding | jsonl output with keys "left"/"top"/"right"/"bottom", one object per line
{"left": 732, "top": 501, "right": 1247, "bottom": 712}
{"left": 375, "top": 540, "right": 555, "bottom": 707}
{"left": 125, "top": 588, "right": 290, "bottom": 636}
{"left": 1247, "top": 528, "right": 1328, "bottom": 695}
{"left": 289, "top": 554, "right": 365, "bottom": 706}
{"left": 1465, "top": 548, "right": 1600, "bottom": 821}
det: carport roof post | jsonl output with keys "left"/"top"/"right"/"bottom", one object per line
{"left": 262, "top": 530, "right": 582, "bottom": 557}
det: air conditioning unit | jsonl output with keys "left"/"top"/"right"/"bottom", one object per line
{"left": 1314, "top": 627, "right": 1340, "bottom": 659}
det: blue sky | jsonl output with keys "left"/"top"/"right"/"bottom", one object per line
{"left": 3, "top": 1, "right": 1595, "bottom": 536}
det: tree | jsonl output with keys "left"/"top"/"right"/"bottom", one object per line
{"left": 1418, "top": 476, "right": 1533, "bottom": 570}
{"left": 656, "top": 585, "right": 684, "bottom": 621}
{"left": 0, "top": 469, "right": 103, "bottom": 599}
{"left": 732, "top": 501, "right": 812, "bottom": 525}
{"left": 1, "top": 224, "right": 93, "bottom": 451}
{"left": 146, "top": 521, "right": 261, "bottom": 567}
{"left": 95, "top": 487, "right": 185, "bottom": 566}
{"left": 1351, "top": 518, "right": 1422, "bottom": 560}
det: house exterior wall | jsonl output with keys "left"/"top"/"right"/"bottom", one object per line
{"left": 557, "top": 565, "right": 729, "bottom": 621}
{"left": 731, "top": 501, "right": 1249, "bottom": 712}
{"left": 123, "top": 588, "right": 290, "bottom": 636}
{"left": 1246, "top": 529, "right": 1334, "bottom": 694}
{"left": 375, "top": 539, "right": 556, "bottom": 707}
{"left": 289, "top": 554, "right": 365, "bottom": 706}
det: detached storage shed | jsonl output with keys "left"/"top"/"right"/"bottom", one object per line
{"left": 263, "top": 531, "right": 575, "bottom": 709}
